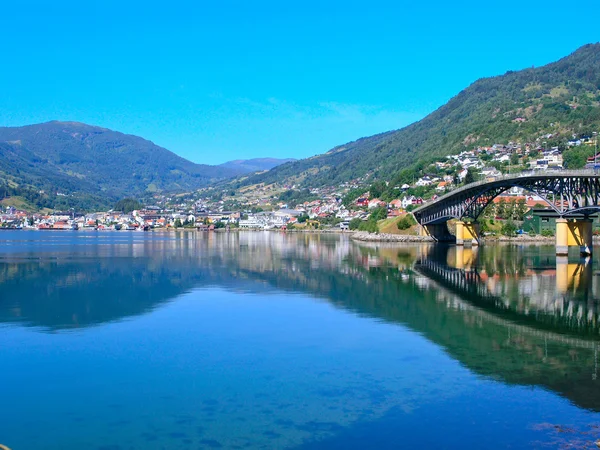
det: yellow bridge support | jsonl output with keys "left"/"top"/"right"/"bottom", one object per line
{"left": 447, "top": 245, "right": 478, "bottom": 270}
{"left": 556, "top": 256, "right": 592, "bottom": 294}
{"left": 455, "top": 221, "right": 479, "bottom": 246}
{"left": 556, "top": 218, "right": 593, "bottom": 256}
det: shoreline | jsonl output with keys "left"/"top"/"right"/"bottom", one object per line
{"left": 350, "top": 231, "right": 434, "bottom": 242}
{"left": 351, "top": 231, "right": 600, "bottom": 244}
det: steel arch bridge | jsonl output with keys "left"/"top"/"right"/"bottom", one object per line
{"left": 412, "top": 171, "right": 600, "bottom": 225}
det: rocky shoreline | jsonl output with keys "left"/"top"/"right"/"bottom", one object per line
{"left": 350, "top": 232, "right": 434, "bottom": 242}
{"left": 483, "top": 235, "right": 554, "bottom": 243}
{"left": 350, "top": 231, "right": 600, "bottom": 244}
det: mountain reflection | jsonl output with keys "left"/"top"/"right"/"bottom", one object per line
{"left": 1, "top": 231, "right": 600, "bottom": 410}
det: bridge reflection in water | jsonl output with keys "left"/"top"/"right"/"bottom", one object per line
{"left": 409, "top": 244, "right": 600, "bottom": 410}
{"left": 415, "top": 245, "right": 600, "bottom": 334}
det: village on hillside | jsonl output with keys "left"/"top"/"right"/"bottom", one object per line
{"left": 1, "top": 134, "right": 599, "bottom": 233}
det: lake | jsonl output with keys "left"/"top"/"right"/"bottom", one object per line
{"left": 1, "top": 231, "right": 600, "bottom": 449}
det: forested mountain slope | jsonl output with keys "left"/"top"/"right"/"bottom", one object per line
{"left": 0, "top": 121, "right": 238, "bottom": 209}
{"left": 242, "top": 43, "right": 600, "bottom": 188}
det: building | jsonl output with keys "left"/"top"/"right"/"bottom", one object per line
{"left": 522, "top": 209, "right": 600, "bottom": 235}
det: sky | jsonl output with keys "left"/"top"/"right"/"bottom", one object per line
{"left": 0, "top": 0, "right": 599, "bottom": 165}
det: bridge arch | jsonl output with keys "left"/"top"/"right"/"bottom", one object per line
{"left": 413, "top": 171, "right": 600, "bottom": 225}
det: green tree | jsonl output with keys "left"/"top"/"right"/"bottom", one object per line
{"left": 464, "top": 167, "right": 479, "bottom": 185}
{"left": 501, "top": 219, "right": 517, "bottom": 236}
{"left": 514, "top": 198, "right": 528, "bottom": 221}
{"left": 495, "top": 199, "right": 507, "bottom": 219}
{"left": 358, "top": 220, "right": 378, "bottom": 233}
{"left": 369, "top": 206, "right": 388, "bottom": 221}
{"left": 297, "top": 213, "right": 309, "bottom": 223}
{"left": 174, "top": 218, "right": 182, "bottom": 228}
{"left": 506, "top": 198, "right": 516, "bottom": 220}
{"left": 397, "top": 214, "right": 416, "bottom": 230}
{"left": 114, "top": 198, "right": 142, "bottom": 213}
{"left": 563, "top": 146, "right": 593, "bottom": 169}
{"left": 349, "top": 218, "right": 362, "bottom": 230}
{"left": 369, "top": 181, "right": 386, "bottom": 199}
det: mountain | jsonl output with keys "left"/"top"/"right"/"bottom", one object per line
{"left": 219, "top": 157, "right": 296, "bottom": 174}
{"left": 241, "top": 43, "right": 600, "bottom": 188}
{"left": 0, "top": 121, "right": 238, "bottom": 209}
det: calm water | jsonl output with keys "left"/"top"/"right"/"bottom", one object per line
{"left": 1, "top": 231, "right": 600, "bottom": 449}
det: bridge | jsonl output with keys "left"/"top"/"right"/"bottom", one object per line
{"left": 412, "top": 170, "right": 600, "bottom": 255}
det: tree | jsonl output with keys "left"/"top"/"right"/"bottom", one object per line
{"left": 174, "top": 218, "right": 182, "bottom": 228}
{"left": 501, "top": 219, "right": 517, "bottom": 236}
{"left": 464, "top": 167, "right": 479, "bottom": 185}
{"left": 358, "top": 220, "right": 378, "bottom": 233}
{"left": 397, "top": 214, "right": 416, "bottom": 230}
{"left": 114, "top": 198, "right": 142, "bottom": 213}
{"left": 563, "top": 147, "right": 593, "bottom": 169}
{"left": 506, "top": 198, "right": 516, "bottom": 220}
{"left": 349, "top": 218, "right": 362, "bottom": 230}
{"left": 369, "top": 206, "right": 388, "bottom": 221}
{"left": 496, "top": 198, "right": 507, "bottom": 219}
{"left": 369, "top": 181, "right": 386, "bottom": 199}
{"left": 514, "top": 198, "right": 528, "bottom": 221}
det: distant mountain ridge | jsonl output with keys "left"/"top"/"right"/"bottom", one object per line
{"left": 241, "top": 43, "right": 600, "bottom": 188}
{"left": 0, "top": 121, "right": 297, "bottom": 209}
{"left": 219, "top": 157, "right": 296, "bottom": 174}
{"left": 0, "top": 121, "right": 242, "bottom": 209}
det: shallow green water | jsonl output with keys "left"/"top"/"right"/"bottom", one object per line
{"left": 1, "top": 231, "right": 600, "bottom": 449}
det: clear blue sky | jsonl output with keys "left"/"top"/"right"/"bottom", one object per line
{"left": 1, "top": 0, "right": 598, "bottom": 165}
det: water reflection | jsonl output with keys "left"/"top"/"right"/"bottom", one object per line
{"left": 1, "top": 231, "right": 600, "bottom": 416}
{"left": 416, "top": 245, "right": 600, "bottom": 336}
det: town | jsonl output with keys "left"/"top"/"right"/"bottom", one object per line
{"left": 1, "top": 133, "right": 598, "bottom": 234}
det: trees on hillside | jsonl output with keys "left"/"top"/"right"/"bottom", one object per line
{"left": 487, "top": 197, "right": 528, "bottom": 221}
{"left": 464, "top": 167, "right": 479, "bottom": 185}
{"left": 114, "top": 198, "right": 142, "bottom": 213}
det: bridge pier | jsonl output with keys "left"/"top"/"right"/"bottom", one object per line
{"left": 556, "top": 218, "right": 593, "bottom": 257}
{"left": 420, "top": 222, "right": 455, "bottom": 242}
{"left": 455, "top": 221, "right": 479, "bottom": 246}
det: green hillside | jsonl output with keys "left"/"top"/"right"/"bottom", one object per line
{"left": 0, "top": 121, "right": 238, "bottom": 210}
{"left": 241, "top": 43, "right": 600, "bottom": 188}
